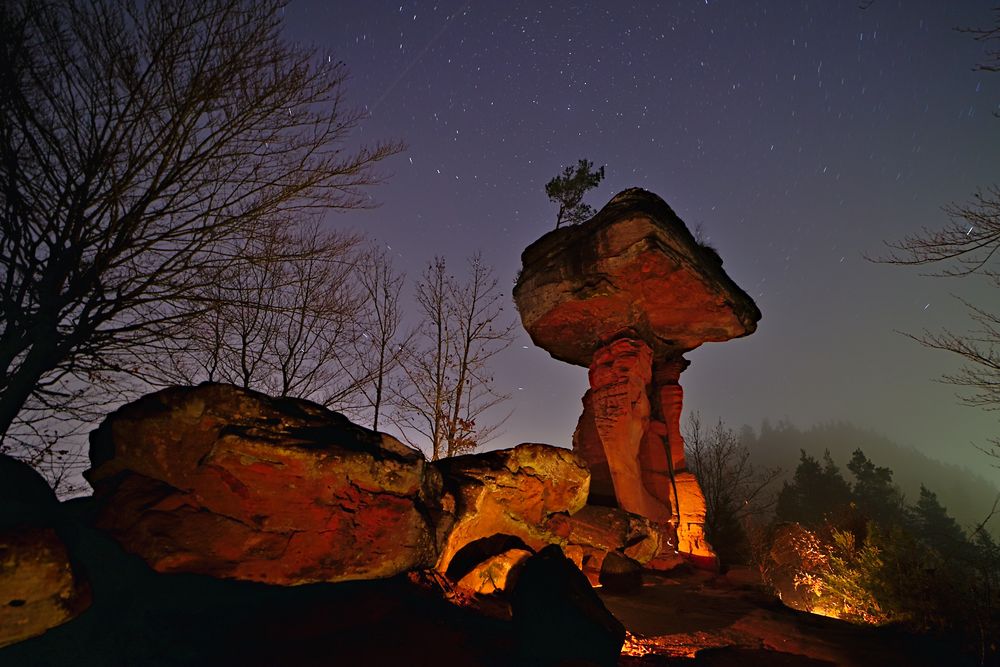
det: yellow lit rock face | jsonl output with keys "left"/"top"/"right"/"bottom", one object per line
{"left": 456, "top": 548, "right": 532, "bottom": 595}
{"left": 671, "top": 473, "right": 716, "bottom": 568}
{"left": 0, "top": 526, "right": 90, "bottom": 649}
{"left": 433, "top": 443, "right": 590, "bottom": 575}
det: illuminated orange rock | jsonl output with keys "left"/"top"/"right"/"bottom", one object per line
{"left": 514, "top": 188, "right": 761, "bottom": 567}
{"left": 433, "top": 443, "right": 589, "bottom": 575}
{"left": 0, "top": 456, "right": 90, "bottom": 649}
{"left": 85, "top": 383, "right": 442, "bottom": 585}
{"left": 0, "top": 526, "right": 91, "bottom": 649}
{"left": 455, "top": 547, "right": 532, "bottom": 595}
{"left": 565, "top": 503, "right": 666, "bottom": 584}
{"left": 513, "top": 188, "right": 759, "bottom": 366}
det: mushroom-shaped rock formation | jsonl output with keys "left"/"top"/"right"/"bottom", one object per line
{"left": 513, "top": 188, "right": 761, "bottom": 566}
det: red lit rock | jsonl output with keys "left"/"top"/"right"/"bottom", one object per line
{"left": 565, "top": 503, "right": 668, "bottom": 583}
{"left": 513, "top": 188, "right": 759, "bottom": 366}
{"left": 514, "top": 188, "right": 761, "bottom": 567}
{"left": 85, "top": 383, "right": 442, "bottom": 585}
{"left": 433, "top": 442, "right": 589, "bottom": 574}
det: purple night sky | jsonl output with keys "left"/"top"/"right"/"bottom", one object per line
{"left": 281, "top": 2, "right": 1000, "bottom": 484}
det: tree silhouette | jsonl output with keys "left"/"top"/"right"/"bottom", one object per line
{"left": 847, "top": 449, "right": 906, "bottom": 526}
{"left": 0, "top": 0, "right": 400, "bottom": 479}
{"left": 775, "top": 450, "right": 852, "bottom": 527}
{"left": 684, "top": 413, "right": 780, "bottom": 565}
{"left": 545, "top": 159, "right": 605, "bottom": 228}
{"left": 394, "top": 254, "right": 514, "bottom": 459}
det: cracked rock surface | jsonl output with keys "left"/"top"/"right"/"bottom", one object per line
{"left": 85, "top": 383, "right": 442, "bottom": 585}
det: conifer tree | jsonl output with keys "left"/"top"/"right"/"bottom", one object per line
{"left": 545, "top": 159, "right": 605, "bottom": 228}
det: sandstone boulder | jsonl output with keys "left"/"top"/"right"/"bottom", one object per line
{"left": 565, "top": 503, "right": 672, "bottom": 584}
{"left": 85, "top": 383, "right": 442, "bottom": 585}
{"left": 433, "top": 443, "right": 589, "bottom": 575}
{"left": 456, "top": 547, "right": 533, "bottom": 595}
{"left": 513, "top": 188, "right": 760, "bottom": 366}
{"left": 0, "top": 455, "right": 90, "bottom": 648}
{"left": 598, "top": 551, "right": 643, "bottom": 594}
{"left": 0, "top": 526, "right": 92, "bottom": 649}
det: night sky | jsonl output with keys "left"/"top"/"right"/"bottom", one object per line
{"left": 282, "top": 2, "right": 1000, "bottom": 484}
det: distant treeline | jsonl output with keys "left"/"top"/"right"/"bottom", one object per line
{"left": 738, "top": 420, "right": 1000, "bottom": 536}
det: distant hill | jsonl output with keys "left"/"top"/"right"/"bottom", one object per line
{"left": 736, "top": 420, "right": 1000, "bottom": 536}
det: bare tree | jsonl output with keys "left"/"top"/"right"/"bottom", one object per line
{"left": 0, "top": 0, "right": 401, "bottom": 471}
{"left": 685, "top": 413, "right": 780, "bottom": 564}
{"left": 394, "top": 254, "right": 515, "bottom": 459}
{"left": 144, "top": 222, "right": 369, "bottom": 407}
{"left": 348, "top": 244, "right": 409, "bottom": 431}
{"left": 961, "top": 6, "right": 1000, "bottom": 76}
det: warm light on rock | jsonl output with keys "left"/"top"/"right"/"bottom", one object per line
{"left": 85, "top": 384, "right": 443, "bottom": 585}
{"left": 433, "top": 442, "right": 590, "bottom": 575}
{"left": 0, "top": 527, "right": 90, "bottom": 649}
{"left": 514, "top": 188, "right": 761, "bottom": 567}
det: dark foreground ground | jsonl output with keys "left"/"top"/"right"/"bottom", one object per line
{"left": 0, "top": 519, "right": 975, "bottom": 667}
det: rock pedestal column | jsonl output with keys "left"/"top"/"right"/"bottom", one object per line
{"left": 584, "top": 339, "right": 673, "bottom": 523}
{"left": 573, "top": 342, "right": 714, "bottom": 567}
{"left": 652, "top": 358, "right": 713, "bottom": 565}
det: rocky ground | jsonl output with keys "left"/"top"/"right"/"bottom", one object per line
{"left": 608, "top": 566, "right": 971, "bottom": 667}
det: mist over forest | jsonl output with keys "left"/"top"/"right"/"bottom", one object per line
{"left": 735, "top": 419, "right": 1000, "bottom": 535}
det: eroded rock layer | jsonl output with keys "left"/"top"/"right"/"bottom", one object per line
{"left": 433, "top": 442, "right": 590, "bottom": 575}
{"left": 85, "top": 383, "right": 442, "bottom": 585}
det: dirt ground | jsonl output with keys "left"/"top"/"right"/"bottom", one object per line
{"left": 601, "top": 566, "right": 972, "bottom": 666}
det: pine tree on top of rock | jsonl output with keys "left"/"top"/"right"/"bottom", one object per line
{"left": 545, "top": 159, "right": 605, "bottom": 228}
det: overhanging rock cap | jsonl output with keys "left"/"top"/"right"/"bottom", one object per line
{"left": 513, "top": 188, "right": 761, "bottom": 367}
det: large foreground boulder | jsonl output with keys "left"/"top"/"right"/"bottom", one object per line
{"left": 511, "top": 545, "right": 626, "bottom": 666}
{"left": 85, "top": 383, "right": 443, "bottom": 585}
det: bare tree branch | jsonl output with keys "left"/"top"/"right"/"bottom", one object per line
{"left": 393, "top": 253, "right": 514, "bottom": 459}
{"left": 0, "top": 0, "right": 402, "bottom": 483}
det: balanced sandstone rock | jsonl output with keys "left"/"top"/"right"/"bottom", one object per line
{"left": 514, "top": 188, "right": 761, "bottom": 567}
{"left": 85, "top": 383, "right": 443, "bottom": 585}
